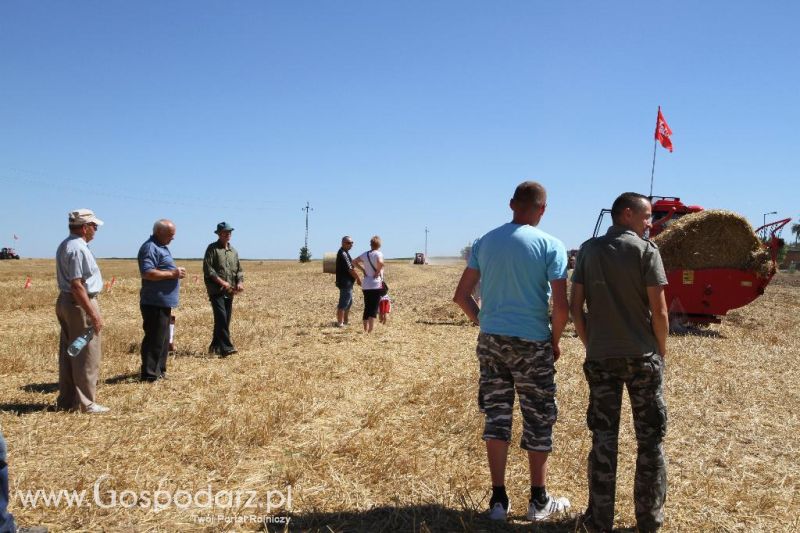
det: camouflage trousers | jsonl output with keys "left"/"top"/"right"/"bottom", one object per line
{"left": 583, "top": 354, "right": 667, "bottom": 532}
{"left": 476, "top": 333, "right": 557, "bottom": 452}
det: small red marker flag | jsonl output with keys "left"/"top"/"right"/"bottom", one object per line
{"left": 654, "top": 106, "right": 673, "bottom": 152}
{"left": 24, "top": 276, "right": 31, "bottom": 289}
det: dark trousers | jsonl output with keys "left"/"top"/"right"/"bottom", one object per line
{"left": 583, "top": 355, "right": 668, "bottom": 533}
{"left": 209, "top": 294, "right": 234, "bottom": 352}
{"left": 140, "top": 304, "right": 171, "bottom": 381}
{"left": 0, "top": 429, "right": 16, "bottom": 533}
{"left": 362, "top": 289, "right": 382, "bottom": 320}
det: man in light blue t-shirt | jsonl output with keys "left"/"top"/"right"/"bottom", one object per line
{"left": 454, "top": 181, "right": 570, "bottom": 522}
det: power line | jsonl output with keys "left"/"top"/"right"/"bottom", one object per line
{"left": 0, "top": 172, "right": 285, "bottom": 212}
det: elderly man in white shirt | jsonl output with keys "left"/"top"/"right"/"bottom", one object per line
{"left": 55, "top": 208, "right": 108, "bottom": 414}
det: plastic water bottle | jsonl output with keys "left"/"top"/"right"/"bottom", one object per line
{"left": 168, "top": 315, "right": 176, "bottom": 352}
{"left": 67, "top": 328, "right": 94, "bottom": 357}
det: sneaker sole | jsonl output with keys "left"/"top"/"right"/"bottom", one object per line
{"left": 487, "top": 502, "right": 510, "bottom": 521}
{"left": 527, "top": 498, "right": 570, "bottom": 520}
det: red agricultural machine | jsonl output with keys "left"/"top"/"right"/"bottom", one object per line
{"left": 0, "top": 247, "right": 20, "bottom": 260}
{"left": 592, "top": 197, "right": 791, "bottom": 325}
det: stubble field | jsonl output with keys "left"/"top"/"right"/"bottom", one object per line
{"left": 0, "top": 259, "right": 798, "bottom": 532}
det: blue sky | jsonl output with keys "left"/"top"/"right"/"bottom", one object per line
{"left": 1, "top": 1, "right": 797, "bottom": 259}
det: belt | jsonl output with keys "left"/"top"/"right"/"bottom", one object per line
{"left": 59, "top": 291, "right": 98, "bottom": 300}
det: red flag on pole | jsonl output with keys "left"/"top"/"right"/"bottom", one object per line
{"left": 654, "top": 106, "right": 673, "bottom": 152}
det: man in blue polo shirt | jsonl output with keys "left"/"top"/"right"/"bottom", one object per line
{"left": 137, "top": 219, "right": 186, "bottom": 382}
{"left": 453, "top": 181, "right": 570, "bottom": 522}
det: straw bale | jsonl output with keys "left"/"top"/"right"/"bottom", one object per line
{"left": 322, "top": 252, "right": 337, "bottom": 274}
{"left": 653, "top": 209, "right": 774, "bottom": 277}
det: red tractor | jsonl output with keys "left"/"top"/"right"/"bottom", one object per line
{"left": 0, "top": 247, "right": 20, "bottom": 260}
{"left": 593, "top": 197, "right": 790, "bottom": 325}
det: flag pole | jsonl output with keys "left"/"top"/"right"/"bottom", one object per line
{"left": 649, "top": 105, "right": 660, "bottom": 197}
{"left": 649, "top": 137, "right": 657, "bottom": 197}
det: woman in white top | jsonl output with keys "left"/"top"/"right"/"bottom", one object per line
{"left": 353, "top": 235, "right": 384, "bottom": 333}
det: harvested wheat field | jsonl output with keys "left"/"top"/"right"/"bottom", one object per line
{"left": 1, "top": 259, "right": 798, "bottom": 532}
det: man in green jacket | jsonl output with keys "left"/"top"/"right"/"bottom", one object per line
{"left": 203, "top": 222, "right": 244, "bottom": 357}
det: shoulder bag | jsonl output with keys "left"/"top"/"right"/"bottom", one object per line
{"left": 366, "top": 251, "right": 389, "bottom": 296}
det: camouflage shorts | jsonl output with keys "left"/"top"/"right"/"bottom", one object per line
{"left": 476, "top": 332, "right": 557, "bottom": 452}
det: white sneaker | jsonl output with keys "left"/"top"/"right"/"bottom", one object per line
{"left": 487, "top": 501, "right": 510, "bottom": 521}
{"left": 85, "top": 403, "right": 110, "bottom": 414}
{"left": 527, "top": 495, "right": 570, "bottom": 520}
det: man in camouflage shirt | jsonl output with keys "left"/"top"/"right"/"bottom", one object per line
{"left": 571, "top": 192, "right": 670, "bottom": 533}
{"left": 203, "top": 221, "right": 244, "bottom": 357}
{"left": 454, "top": 181, "right": 570, "bottom": 522}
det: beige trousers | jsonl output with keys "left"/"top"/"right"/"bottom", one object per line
{"left": 55, "top": 292, "right": 102, "bottom": 411}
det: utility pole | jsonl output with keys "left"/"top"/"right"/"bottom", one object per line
{"left": 424, "top": 226, "right": 429, "bottom": 260}
{"left": 299, "top": 201, "right": 314, "bottom": 262}
{"left": 302, "top": 201, "right": 313, "bottom": 249}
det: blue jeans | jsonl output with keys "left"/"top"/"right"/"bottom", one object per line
{"left": 337, "top": 286, "right": 353, "bottom": 310}
{"left": 0, "top": 429, "right": 16, "bottom": 533}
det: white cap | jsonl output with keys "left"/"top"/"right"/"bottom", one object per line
{"left": 68, "top": 208, "right": 104, "bottom": 226}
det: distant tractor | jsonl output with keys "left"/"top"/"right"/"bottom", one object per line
{"left": 0, "top": 247, "right": 20, "bottom": 260}
{"left": 413, "top": 252, "right": 426, "bottom": 265}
